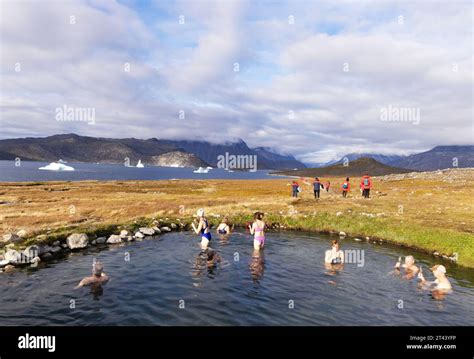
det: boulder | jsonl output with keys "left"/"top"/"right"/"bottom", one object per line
{"left": 40, "top": 252, "right": 53, "bottom": 260}
{"left": 50, "top": 246, "right": 62, "bottom": 254}
{"left": 170, "top": 223, "right": 178, "bottom": 230}
{"left": 135, "top": 231, "right": 145, "bottom": 239}
{"left": 339, "top": 231, "right": 347, "bottom": 238}
{"left": 96, "top": 237, "right": 107, "bottom": 244}
{"left": 52, "top": 241, "right": 60, "bottom": 246}
{"left": 152, "top": 227, "right": 161, "bottom": 234}
{"left": 23, "top": 245, "right": 40, "bottom": 259}
{"left": 91, "top": 240, "right": 97, "bottom": 245}
{"left": 2, "top": 233, "right": 21, "bottom": 243}
{"left": 61, "top": 243, "right": 68, "bottom": 249}
{"left": 5, "top": 249, "right": 22, "bottom": 264}
{"left": 37, "top": 245, "right": 52, "bottom": 255}
{"left": 16, "top": 229, "right": 28, "bottom": 239}
{"left": 0, "top": 259, "right": 10, "bottom": 267}
{"left": 66, "top": 233, "right": 88, "bottom": 249}
{"left": 119, "top": 230, "right": 129, "bottom": 238}
{"left": 160, "top": 226, "right": 171, "bottom": 233}
{"left": 106, "top": 235, "right": 122, "bottom": 244}
{"left": 139, "top": 227, "right": 155, "bottom": 236}
{"left": 30, "top": 256, "right": 41, "bottom": 264}
{"left": 4, "top": 264, "right": 15, "bottom": 272}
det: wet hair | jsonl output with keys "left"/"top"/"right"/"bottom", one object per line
{"left": 332, "top": 240, "right": 339, "bottom": 247}
{"left": 254, "top": 212, "right": 264, "bottom": 220}
{"left": 222, "top": 217, "right": 229, "bottom": 224}
{"left": 315, "top": 177, "right": 319, "bottom": 180}
{"left": 346, "top": 177, "right": 350, "bottom": 181}
{"left": 196, "top": 208, "right": 205, "bottom": 218}
{"left": 93, "top": 261, "right": 104, "bottom": 277}
{"left": 207, "top": 249, "right": 215, "bottom": 261}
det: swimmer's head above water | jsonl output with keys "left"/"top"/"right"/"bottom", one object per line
{"left": 93, "top": 261, "right": 104, "bottom": 277}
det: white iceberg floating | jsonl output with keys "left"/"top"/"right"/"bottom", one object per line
{"left": 39, "top": 162, "right": 75, "bottom": 171}
{"left": 136, "top": 160, "right": 144, "bottom": 168}
{"left": 193, "top": 167, "right": 209, "bottom": 174}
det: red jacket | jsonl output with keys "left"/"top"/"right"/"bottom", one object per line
{"left": 342, "top": 181, "right": 350, "bottom": 191}
{"left": 360, "top": 175, "right": 372, "bottom": 189}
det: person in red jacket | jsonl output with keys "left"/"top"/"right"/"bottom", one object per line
{"left": 360, "top": 173, "right": 372, "bottom": 198}
{"left": 325, "top": 181, "right": 331, "bottom": 192}
{"left": 341, "top": 177, "right": 350, "bottom": 197}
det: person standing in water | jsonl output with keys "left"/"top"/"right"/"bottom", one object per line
{"left": 192, "top": 208, "right": 212, "bottom": 250}
{"left": 418, "top": 264, "right": 452, "bottom": 291}
{"left": 249, "top": 212, "right": 266, "bottom": 250}
{"left": 291, "top": 180, "right": 299, "bottom": 198}
{"left": 325, "top": 240, "right": 344, "bottom": 265}
{"left": 341, "top": 177, "right": 350, "bottom": 197}
{"left": 394, "top": 255, "right": 419, "bottom": 279}
{"left": 216, "top": 217, "right": 231, "bottom": 235}
{"left": 313, "top": 177, "right": 324, "bottom": 199}
{"left": 360, "top": 173, "right": 372, "bottom": 198}
{"left": 75, "top": 260, "right": 109, "bottom": 289}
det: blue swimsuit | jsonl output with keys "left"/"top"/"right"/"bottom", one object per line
{"left": 201, "top": 219, "right": 212, "bottom": 241}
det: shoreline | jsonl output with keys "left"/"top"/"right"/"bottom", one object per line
{"left": 1, "top": 169, "right": 473, "bottom": 269}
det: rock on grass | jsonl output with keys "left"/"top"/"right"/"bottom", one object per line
{"left": 66, "top": 233, "right": 89, "bottom": 249}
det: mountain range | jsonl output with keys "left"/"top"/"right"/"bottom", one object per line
{"left": 274, "top": 157, "right": 415, "bottom": 177}
{"left": 0, "top": 134, "right": 306, "bottom": 170}
{"left": 322, "top": 146, "right": 474, "bottom": 171}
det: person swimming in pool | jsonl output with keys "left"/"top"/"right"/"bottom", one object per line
{"left": 206, "top": 248, "right": 222, "bottom": 269}
{"left": 75, "top": 260, "right": 109, "bottom": 289}
{"left": 192, "top": 208, "right": 212, "bottom": 250}
{"left": 216, "top": 217, "right": 231, "bottom": 235}
{"left": 418, "top": 264, "right": 452, "bottom": 295}
{"left": 325, "top": 240, "right": 344, "bottom": 265}
{"left": 394, "top": 255, "right": 419, "bottom": 279}
{"left": 249, "top": 212, "right": 266, "bottom": 250}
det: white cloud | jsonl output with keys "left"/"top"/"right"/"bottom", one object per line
{"left": 0, "top": 0, "right": 472, "bottom": 162}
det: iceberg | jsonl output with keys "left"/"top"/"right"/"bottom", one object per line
{"left": 193, "top": 167, "right": 209, "bottom": 173}
{"left": 39, "top": 162, "right": 75, "bottom": 171}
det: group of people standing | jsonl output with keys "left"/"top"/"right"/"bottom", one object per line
{"left": 192, "top": 209, "right": 266, "bottom": 251}
{"left": 290, "top": 173, "right": 373, "bottom": 199}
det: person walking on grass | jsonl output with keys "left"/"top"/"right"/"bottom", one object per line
{"left": 325, "top": 180, "right": 331, "bottom": 192}
{"left": 313, "top": 177, "right": 324, "bottom": 199}
{"left": 360, "top": 173, "right": 372, "bottom": 198}
{"left": 291, "top": 180, "right": 299, "bottom": 198}
{"left": 342, "top": 177, "right": 350, "bottom": 197}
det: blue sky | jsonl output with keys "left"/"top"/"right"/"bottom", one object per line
{"left": 0, "top": 0, "right": 472, "bottom": 163}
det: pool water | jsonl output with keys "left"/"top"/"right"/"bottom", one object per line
{"left": 0, "top": 230, "right": 473, "bottom": 326}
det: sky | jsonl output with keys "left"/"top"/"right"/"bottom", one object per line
{"left": 0, "top": 0, "right": 472, "bottom": 163}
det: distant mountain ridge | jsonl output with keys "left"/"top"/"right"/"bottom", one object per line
{"left": 326, "top": 146, "right": 474, "bottom": 171}
{"left": 0, "top": 134, "right": 306, "bottom": 170}
{"left": 274, "top": 157, "right": 415, "bottom": 177}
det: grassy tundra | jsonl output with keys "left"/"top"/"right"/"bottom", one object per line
{"left": 0, "top": 168, "right": 473, "bottom": 267}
